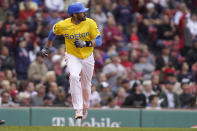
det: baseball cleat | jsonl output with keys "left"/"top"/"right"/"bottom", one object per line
{"left": 75, "top": 109, "right": 83, "bottom": 119}
{"left": 82, "top": 109, "right": 88, "bottom": 120}
{"left": 0, "top": 120, "right": 5, "bottom": 125}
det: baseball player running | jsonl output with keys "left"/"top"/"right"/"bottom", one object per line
{"left": 41, "top": 2, "right": 102, "bottom": 120}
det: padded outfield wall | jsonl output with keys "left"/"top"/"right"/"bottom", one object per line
{"left": 0, "top": 107, "right": 197, "bottom": 128}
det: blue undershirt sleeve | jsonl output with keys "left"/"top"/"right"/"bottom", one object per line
{"left": 48, "top": 28, "right": 56, "bottom": 41}
{"left": 94, "top": 35, "right": 102, "bottom": 47}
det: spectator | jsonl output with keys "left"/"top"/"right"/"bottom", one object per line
{"left": 10, "top": 81, "right": 17, "bottom": 92}
{"left": 167, "top": 73, "right": 182, "bottom": 95}
{"left": 140, "top": 44, "right": 155, "bottom": 66}
{"left": 121, "top": 79, "right": 132, "bottom": 96}
{"left": 128, "top": 71, "right": 142, "bottom": 92}
{"left": 3, "top": 70, "right": 14, "bottom": 82}
{"left": 19, "top": 92, "right": 30, "bottom": 106}
{"left": 0, "top": 80, "right": 11, "bottom": 93}
{"left": 152, "top": 0, "right": 169, "bottom": 9}
{"left": 23, "top": 81, "right": 37, "bottom": 97}
{"left": 133, "top": 55, "right": 155, "bottom": 80}
{"left": 19, "top": 0, "right": 38, "bottom": 11}
{"left": 43, "top": 95, "right": 53, "bottom": 106}
{"left": 119, "top": 50, "right": 133, "bottom": 74}
{"left": 102, "top": 97, "right": 120, "bottom": 109}
{"left": 52, "top": 54, "right": 62, "bottom": 76}
{"left": 28, "top": 52, "right": 48, "bottom": 83}
{"left": 131, "top": 0, "right": 147, "bottom": 14}
{"left": 155, "top": 46, "right": 177, "bottom": 70}
{"left": 94, "top": 72, "right": 107, "bottom": 91}
{"left": 111, "top": 76, "right": 124, "bottom": 95}
{"left": 0, "top": 91, "right": 18, "bottom": 107}
{"left": 186, "top": 11, "right": 197, "bottom": 38}
{"left": 46, "top": 82, "right": 58, "bottom": 101}
{"left": 151, "top": 75, "right": 162, "bottom": 95}
{"left": 139, "top": 2, "right": 160, "bottom": 45}
{"left": 179, "top": 78, "right": 195, "bottom": 108}
{"left": 173, "top": 2, "right": 188, "bottom": 26}
{"left": 18, "top": 80, "right": 28, "bottom": 94}
{"left": 143, "top": 2, "right": 159, "bottom": 24}
{"left": 44, "top": 10, "right": 62, "bottom": 29}
{"left": 43, "top": 71, "right": 57, "bottom": 90}
{"left": 65, "top": 94, "right": 72, "bottom": 107}
{"left": 161, "top": 62, "right": 176, "bottom": 81}
{"left": 113, "top": 0, "right": 132, "bottom": 37}
{"left": 177, "top": 62, "right": 194, "bottom": 83}
{"left": 15, "top": 41, "right": 30, "bottom": 80}
{"left": 143, "top": 80, "right": 156, "bottom": 104}
{"left": 103, "top": 55, "right": 126, "bottom": 89}
{"left": 157, "top": 14, "right": 175, "bottom": 41}
{"left": 103, "top": 15, "right": 123, "bottom": 48}
{"left": 94, "top": 49, "right": 104, "bottom": 72}
{"left": 130, "top": 24, "right": 140, "bottom": 47}
{"left": 115, "top": 87, "right": 126, "bottom": 107}
{"left": 45, "top": 0, "right": 65, "bottom": 12}
{"left": 1, "top": 12, "right": 18, "bottom": 37}
{"left": 102, "top": 45, "right": 118, "bottom": 62}
{"left": 9, "top": 0, "right": 19, "bottom": 18}
{"left": 102, "top": 0, "right": 117, "bottom": 15}
{"left": 19, "top": 1, "right": 36, "bottom": 23}
{"left": 122, "top": 84, "right": 146, "bottom": 108}
{"left": 31, "top": 84, "right": 45, "bottom": 106}
{"left": 178, "top": 9, "right": 191, "bottom": 53}
{"left": 99, "top": 82, "right": 113, "bottom": 106}
{"left": 0, "top": 45, "right": 15, "bottom": 71}
{"left": 29, "top": 41, "right": 41, "bottom": 62}
{"left": 192, "top": 62, "right": 197, "bottom": 83}
{"left": 29, "top": 11, "right": 48, "bottom": 38}
{"left": 146, "top": 94, "right": 161, "bottom": 110}
{"left": 44, "top": 47, "right": 56, "bottom": 71}
{"left": 53, "top": 88, "right": 66, "bottom": 107}
{"left": 187, "top": 39, "right": 197, "bottom": 66}
{"left": 160, "top": 80, "right": 180, "bottom": 108}
{"left": 31, "top": 0, "right": 42, "bottom": 7}
{"left": 92, "top": 5, "right": 107, "bottom": 27}
{"left": 10, "top": 89, "right": 19, "bottom": 104}
{"left": 89, "top": 84, "right": 101, "bottom": 108}
{"left": 0, "top": 0, "right": 12, "bottom": 23}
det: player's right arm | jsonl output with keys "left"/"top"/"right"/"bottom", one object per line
{"left": 40, "top": 27, "right": 56, "bottom": 57}
{"left": 41, "top": 21, "right": 63, "bottom": 57}
{"left": 46, "top": 26, "right": 56, "bottom": 48}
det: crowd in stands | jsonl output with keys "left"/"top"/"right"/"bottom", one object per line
{"left": 0, "top": 0, "right": 197, "bottom": 110}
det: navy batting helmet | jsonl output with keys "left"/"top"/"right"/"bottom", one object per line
{"left": 68, "top": 2, "right": 88, "bottom": 16}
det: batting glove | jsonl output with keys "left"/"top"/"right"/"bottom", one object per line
{"left": 74, "top": 39, "right": 92, "bottom": 48}
{"left": 40, "top": 48, "right": 49, "bottom": 57}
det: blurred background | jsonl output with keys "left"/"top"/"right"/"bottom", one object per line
{"left": 0, "top": 0, "right": 197, "bottom": 127}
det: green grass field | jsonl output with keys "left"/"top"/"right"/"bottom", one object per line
{"left": 0, "top": 127, "right": 197, "bottom": 131}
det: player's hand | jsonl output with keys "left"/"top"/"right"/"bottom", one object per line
{"left": 40, "top": 48, "right": 49, "bottom": 57}
{"left": 74, "top": 38, "right": 86, "bottom": 48}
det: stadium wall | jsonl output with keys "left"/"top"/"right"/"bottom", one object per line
{"left": 0, "top": 108, "right": 197, "bottom": 128}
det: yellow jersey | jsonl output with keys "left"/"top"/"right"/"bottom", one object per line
{"left": 53, "top": 18, "right": 100, "bottom": 59}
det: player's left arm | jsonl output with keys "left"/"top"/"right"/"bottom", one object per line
{"left": 90, "top": 35, "right": 102, "bottom": 47}
{"left": 74, "top": 19, "right": 102, "bottom": 48}
{"left": 74, "top": 36, "right": 102, "bottom": 48}
{"left": 46, "top": 27, "right": 57, "bottom": 48}
{"left": 74, "top": 34, "right": 102, "bottom": 48}
{"left": 89, "top": 19, "right": 102, "bottom": 47}
{"left": 40, "top": 27, "right": 57, "bottom": 56}
{"left": 41, "top": 21, "right": 63, "bottom": 56}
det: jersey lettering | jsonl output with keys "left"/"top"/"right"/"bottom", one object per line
{"left": 65, "top": 32, "right": 90, "bottom": 39}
